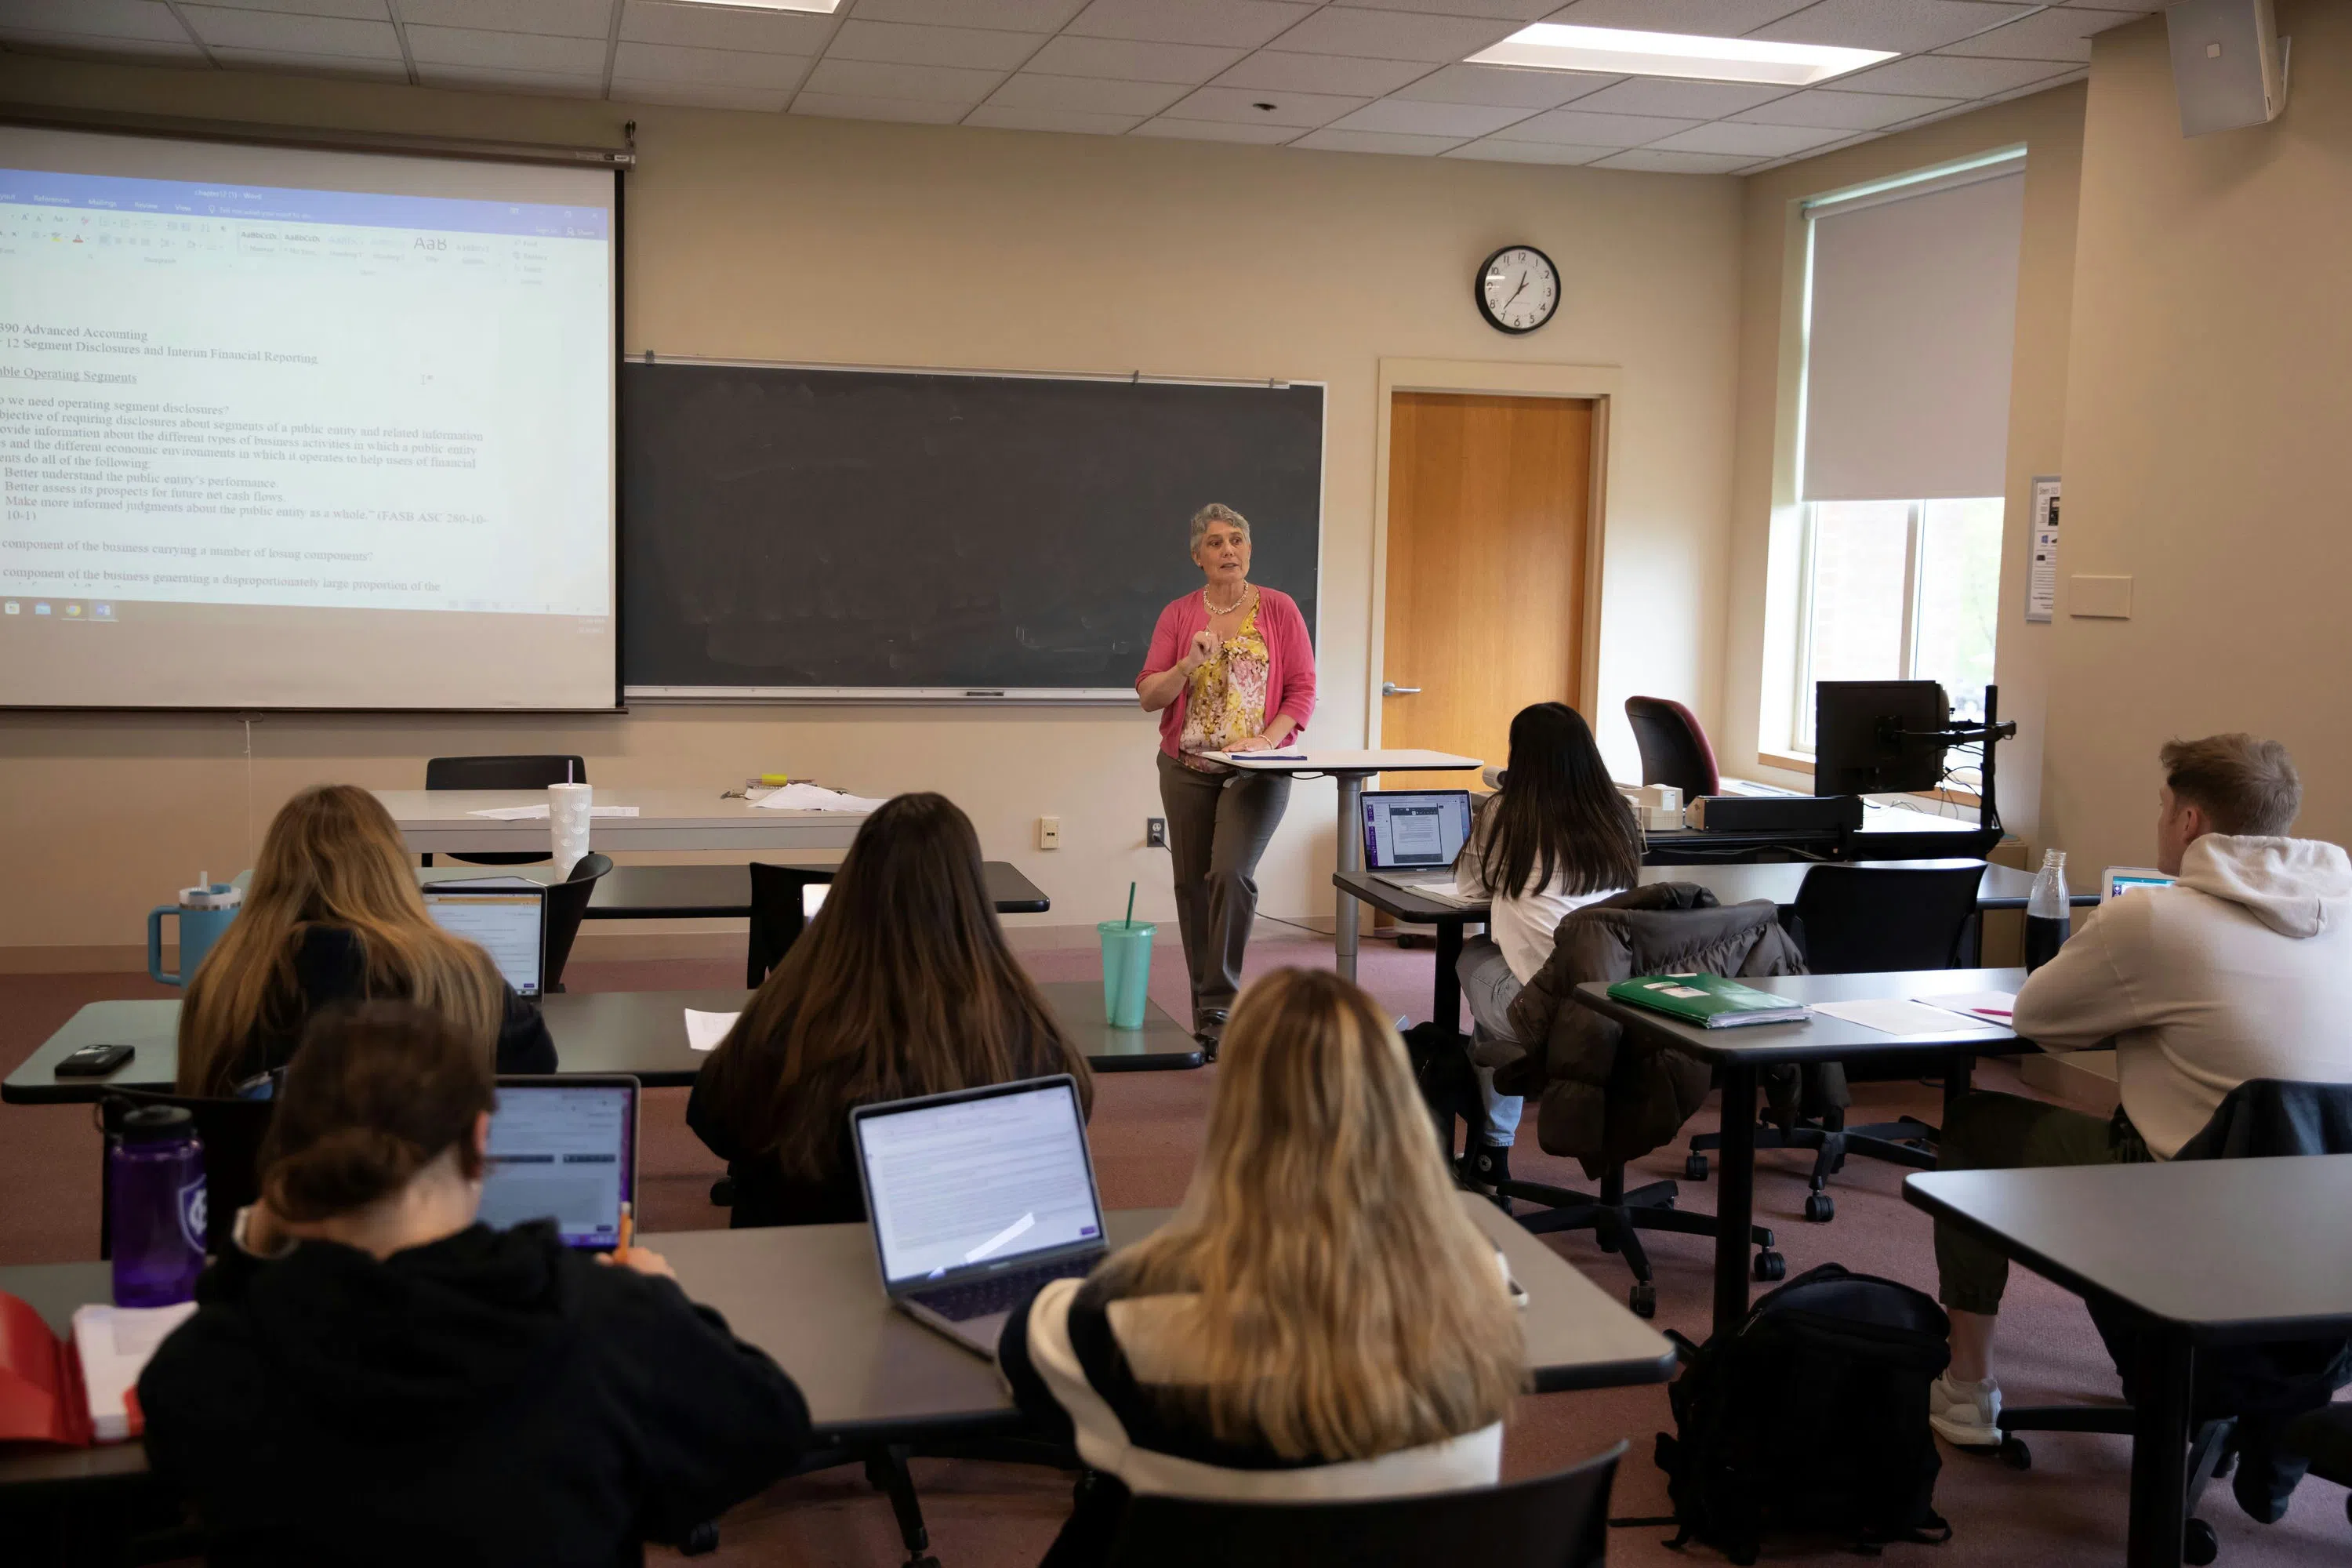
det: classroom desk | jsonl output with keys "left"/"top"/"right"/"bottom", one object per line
{"left": 1642, "top": 800, "right": 1998, "bottom": 865}
{"left": 1906, "top": 1159, "right": 2352, "bottom": 1568}
{"left": 3, "top": 982, "right": 1200, "bottom": 1105}
{"left": 376, "top": 789, "right": 869, "bottom": 856}
{"left": 0, "top": 1193, "right": 1674, "bottom": 1497}
{"left": 1207, "top": 749, "right": 1483, "bottom": 985}
{"left": 415, "top": 860, "right": 1052, "bottom": 918}
{"left": 1570, "top": 968, "right": 2024, "bottom": 1338}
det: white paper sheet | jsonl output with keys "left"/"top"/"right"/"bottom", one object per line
{"left": 464, "top": 804, "right": 640, "bottom": 819}
{"left": 1920, "top": 990, "right": 2018, "bottom": 1024}
{"left": 73, "top": 1301, "right": 198, "bottom": 1442}
{"left": 753, "top": 783, "right": 889, "bottom": 813}
{"left": 684, "top": 1009, "right": 741, "bottom": 1052}
{"left": 1808, "top": 998, "right": 1991, "bottom": 1034}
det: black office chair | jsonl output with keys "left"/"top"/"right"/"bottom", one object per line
{"left": 423, "top": 753, "right": 587, "bottom": 866}
{"left": 1625, "top": 695, "right": 1721, "bottom": 800}
{"left": 96, "top": 1091, "right": 275, "bottom": 1258}
{"left": 2278, "top": 1402, "right": 2352, "bottom": 1528}
{"left": 746, "top": 862, "right": 837, "bottom": 987}
{"left": 543, "top": 851, "right": 609, "bottom": 993}
{"left": 1991, "top": 1080, "right": 2352, "bottom": 1565}
{"left": 1103, "top": 1442, "right": 1624, "bottom": 1568}
{"left": 1686, "top": 861, "right": 1987, "bottom": 1222}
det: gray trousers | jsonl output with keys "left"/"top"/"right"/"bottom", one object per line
{"left": 1157, "top": 750, "right": 1291, "bottom": 1034}
{"left": 1456, "top": 936, "right": 1527, "bottom": 1146}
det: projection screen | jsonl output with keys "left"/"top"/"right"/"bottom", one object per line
{"left": 0, "top": 125, "right": 618, "bottom": 709}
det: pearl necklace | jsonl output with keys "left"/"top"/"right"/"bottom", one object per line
{"left": 1204, "top": 582, "right": 1249, "bottom": 615}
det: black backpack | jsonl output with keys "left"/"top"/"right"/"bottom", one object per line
{"left": 1653, "top": 1263, "right": 1952, "bottom": 1564}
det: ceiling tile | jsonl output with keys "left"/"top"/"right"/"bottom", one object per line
{"left": 1442, "top": 138, "right": 1613, "bottom": 164}
{"left": 1731, "top": 85, "right": 1954, "bottom": 129}
{"left": 613, "top": 78, "right": 789, "bottom": 110}
{"left": 1212, "top": 49, "right": 1430, "bottom": 96}
{"left": 1647, "top": 118, "right": 1846, "bottom": 155}
{"left": 1544, "top": 0, "right": 1813, "bottom": 32}
{"left": 1327, "top": 96, "right": 1533, "bottom": 136}
{"left": 2056, "top": 0, "right": 2154, "bottom": 9}
{"left": 180, "top": 6, "right": 401, "bottom": 56}
{"left": 1749, "top": 0, "right": 2034, "bottom": 54}
{"left": 797, "top": 54, "right": 1002, "bottom": 102}
{"left": 210, "top": 44, "right": 406, "bottom": 75}
{"left": 405, "top": 25, "right": 608, "bottom": 72}
{"left": 1391, "top": 62, "right": 1618, "bottom": 109}
{"left": 1064, "top": 0, "right": 1312, "bottom": 50}
{"left": 394, "top": 0, "right": 605, "bottom": 35}
{"left": 849, "top": 0, "right": 1087, "bottom": 28}
{"left": 786, "top": 89, "right": 966, "bottom": 122}
{"left": 418, "top": 64, "right": 605, "bottom": 96}
{"left": 0, "top": 0, "right": 191, "bottom": 43}
{"left": 1504, "top": 107, "right": 1697, "bottom": 147}
{"left": 986, "top": 71, "right": 1187, "bottom": 114}
{"left": 1263, "top": 7, "right": 1519, "bottom": 63}
{"left": 1937, "top": 5, "right": 2142, "bottom": 62}
{"left": 1593, "top": 146, "right": 1757, "bottom": 173}
{"left": 1327, "top": 0, "right": 1557, "bottom": 17}
{"left": 198, "top": 0, "right": 389, "bottom": 20}
{"left": 1567, "top": 78, "right": 1790, "bottom": 118}
{"left": 1129, "top": 115, "right": 1299, "bottom": 142}
{"left": 1023, "top": 34, "right": 1247, "bottom": 84}
{"left": 1291, "top": 126, "right": 1465, "bottom": 155}
{"left": 1161, "top": 82, "right": 1368, "bottom": 126}
{"left": 1829, "top": 53, "right": 2075, "bottom": 97}
{"left": 613, "top": 40, "right": 815, "bottom": 86}
{"left": 619, "top": 1, "right": 834, "bottom": 54}
{"left": 964, "top": 103, "right": 1142, "bottom": 134}
{"left": 827, "top": 19, "right": 1044, "bottom": 71}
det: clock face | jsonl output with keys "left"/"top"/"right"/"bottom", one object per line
{"left": 1476, "top": 245, "right": 1559, "bottom": 335}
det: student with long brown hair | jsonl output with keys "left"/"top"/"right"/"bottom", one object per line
{"left": 688, "top": 792, "right": 1093, "bottom": 1228}
{"left": 177, "top": 783, "right": 553, "bottom": 1095}
{"left": 1000, "top": 968, "right": 1524, "bottom": 1564}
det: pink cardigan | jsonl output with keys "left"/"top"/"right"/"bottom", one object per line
{"left": 1137, "top": 587, "right": 1317, "bottom": 760}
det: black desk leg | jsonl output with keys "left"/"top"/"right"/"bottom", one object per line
{"left": 1711, "top": 1062, "right": 1759, "bottom": 1338}
{"left": 1944, "top": 1049, "right": 1975, "bottom": 1116}
{"left": 2126, "top": 1323, "right": 2194, "bottom": 1568}
{"left": 1434, "top": 920, "right": 1465, "bottom": 1037}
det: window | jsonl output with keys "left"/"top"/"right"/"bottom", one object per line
{"left": 1793, "top": 497, "right": 2002, "bottom": 752}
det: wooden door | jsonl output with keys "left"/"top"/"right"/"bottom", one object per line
{"left": 1381, "top": 392, "right": 1594, "bottom": 780}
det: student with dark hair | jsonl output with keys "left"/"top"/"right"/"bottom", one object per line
{"left": 140, "top": 1001, "right": 810, "bottom": 1567}
{"left": 1449, "top": 702, "right": 1644, "bottom": 1189}
{"left": 688, "top": 792, "right": 1094, "bottom": 1229}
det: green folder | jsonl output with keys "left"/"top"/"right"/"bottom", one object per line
{"left": 1606, "top": 975, "right": 1812, "bottom": 1029}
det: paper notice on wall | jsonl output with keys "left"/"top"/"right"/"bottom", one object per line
{"left": 2025, "top": 476, "right": 2061, "bottom": 622}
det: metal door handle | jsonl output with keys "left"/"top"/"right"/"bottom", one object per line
{"left": 1381, "top": 682, "right": 1421, "bottom": 696}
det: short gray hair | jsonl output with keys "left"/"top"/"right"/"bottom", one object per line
{"left": 2161, "top": 734, "right": 2301, "bottom": 837}
{"left": 1189, "top": 503, "right": 1251, "bottom": 554}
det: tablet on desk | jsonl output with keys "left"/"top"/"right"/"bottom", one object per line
{"left": 2102, "top": 867, "right": 2175, "bottom": 902}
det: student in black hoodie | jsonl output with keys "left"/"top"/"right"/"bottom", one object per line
{"left": 140, "top": 1000, "right": 811, "bottom": 1567}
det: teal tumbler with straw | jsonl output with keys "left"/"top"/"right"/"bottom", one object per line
{"left": 1098, "top": 881, "right": 1155, "bottom": 1030}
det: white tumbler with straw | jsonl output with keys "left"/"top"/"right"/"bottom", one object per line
{"left": 548, "top": 782, "right": 592, "bottom": 880}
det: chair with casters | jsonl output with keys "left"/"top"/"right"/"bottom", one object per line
{"left": 1685, "top": 860, "right": 1987, "bottom": 1224}
{"left": 540, "top": 851, "right": 608, "bottom": 993}
{"left": 423, "top": 753, "right": 588, "bottom": 866}
{"left": 745, "top": 862, "right": 837, "bottom": 987}
{"left": 1987, "top": 1080, "right": 2352, "bottom": 1565}
{"left": 96, "top": 1090, "right": 276, "bottom": 1258}
{"left": 1625, "top": 695, "right": 1720, "bottom": 801}
{"left": 1102, "top": 1442, "right": 1624, "bottom": 1568}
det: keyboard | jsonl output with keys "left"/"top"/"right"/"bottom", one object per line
{"left": 909, "top": 1254, "right": 1098, "bottom": 1322}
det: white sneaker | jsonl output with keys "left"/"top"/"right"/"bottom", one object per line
{"left": 1929, "top": 1373, "right": 2002, "bottom": 1448}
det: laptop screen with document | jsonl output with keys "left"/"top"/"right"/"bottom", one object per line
{"left": 422, "top": 887, "right": 546, "bottom": 997}
{"left": 854, "top": 1077, "right": 1102, "bottom": 1290}
{"left": 477, "top": 1077, "right": 637, "bottom": 1250}
{"left": 1361, "top": 789, "right": 1474, "bottom": 871}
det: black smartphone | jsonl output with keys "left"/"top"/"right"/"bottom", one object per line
{"left": 56, "top": 1043, "right": 134, "bottom": 1077}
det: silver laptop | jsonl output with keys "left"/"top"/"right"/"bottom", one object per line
{"left": 1361, "top": 788, "right": 1477, "bottom": 903}
{"left": 478, "top": 1076, "right": 639, "bottom": 1252}
{"left": 851, "top": 1075, "right": 1107, "bottom": 1358}
{"left": 423, "top": 883, "right": 547, "bottom": 998}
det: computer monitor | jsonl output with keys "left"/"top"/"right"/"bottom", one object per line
{"left": 1813, "top": 681, "right": 1952, "bottom": 796}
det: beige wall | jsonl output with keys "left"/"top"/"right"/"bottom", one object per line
{"left": 2040, "top": 3, "right": 2352, "bottom": 877}
{"left": 0, "top": 56, "right": 1743, "bottom": 961}
{"left": 1720, "top": 82, "right": 2088, "bottom": 848}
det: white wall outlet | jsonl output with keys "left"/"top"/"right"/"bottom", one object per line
{"left": 1037, "top": 815, "right": 1061, "bottom": 850}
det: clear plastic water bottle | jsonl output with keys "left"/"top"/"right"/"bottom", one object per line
{"left": 110, "top": 1105, "right": 207, "bottom": 1307}
{"left": 2025, "top": 848, "right": 2071, "bottom": 973}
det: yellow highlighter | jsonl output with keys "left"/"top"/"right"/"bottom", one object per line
{"left": 757, "top": 773, "right": 794, "bottom": 786}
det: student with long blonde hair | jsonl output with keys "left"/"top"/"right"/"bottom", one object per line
{"left": 177, "top": 784, "right": 554, "bottom": 1095}
{"left": 1000, "top": 967, "right": 1525, "bottom": 1564}
{"left": 688, "top": 792, "right": 1093, "bottom": 1228}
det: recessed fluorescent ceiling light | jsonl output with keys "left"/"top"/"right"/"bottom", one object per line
{"left": 1468, "top": 24, "right": 1893, "bottom": 87}
{"left": 669, "top": 0, "right": 840, "bottom": 12}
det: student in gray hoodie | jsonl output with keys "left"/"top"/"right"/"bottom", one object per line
{"left": 1928, "top": 733, "right": 2352, "bottom": 1450}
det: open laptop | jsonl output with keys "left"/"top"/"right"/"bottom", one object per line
{"left": 2102, "top": 866, "right": 2176, "bottom": 902}
{"left": 478, "top": 1076, "right": 639, "bottom": 1251}
{"left": 1362, "top": 788, "right": 1476, "bottom": 903}
{"left": 851, "top": 1075, "right": 1107, "bottom": 1357}
{"left": 423, "top": 884, "right": 547, "bottom": 998}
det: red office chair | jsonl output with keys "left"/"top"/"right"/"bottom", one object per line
{"left": 1625, "top": 696, "right": 1720, "bottom": 800}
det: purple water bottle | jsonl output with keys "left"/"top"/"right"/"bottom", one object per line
{"left": 110, "top": 1105, "right": 208, "bottom": 1308}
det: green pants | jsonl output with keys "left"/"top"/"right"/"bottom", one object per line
{"left": 1934, "top": 1090, "right": 2151, "bottom": 1316}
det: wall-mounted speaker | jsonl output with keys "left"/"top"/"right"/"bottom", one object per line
{"left": 2166, "top": 0, "right": 2291, "bottom": 136}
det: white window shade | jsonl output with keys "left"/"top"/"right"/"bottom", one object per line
{"left": 1802, "top": 169, "right": 2025, "bottom": 503}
